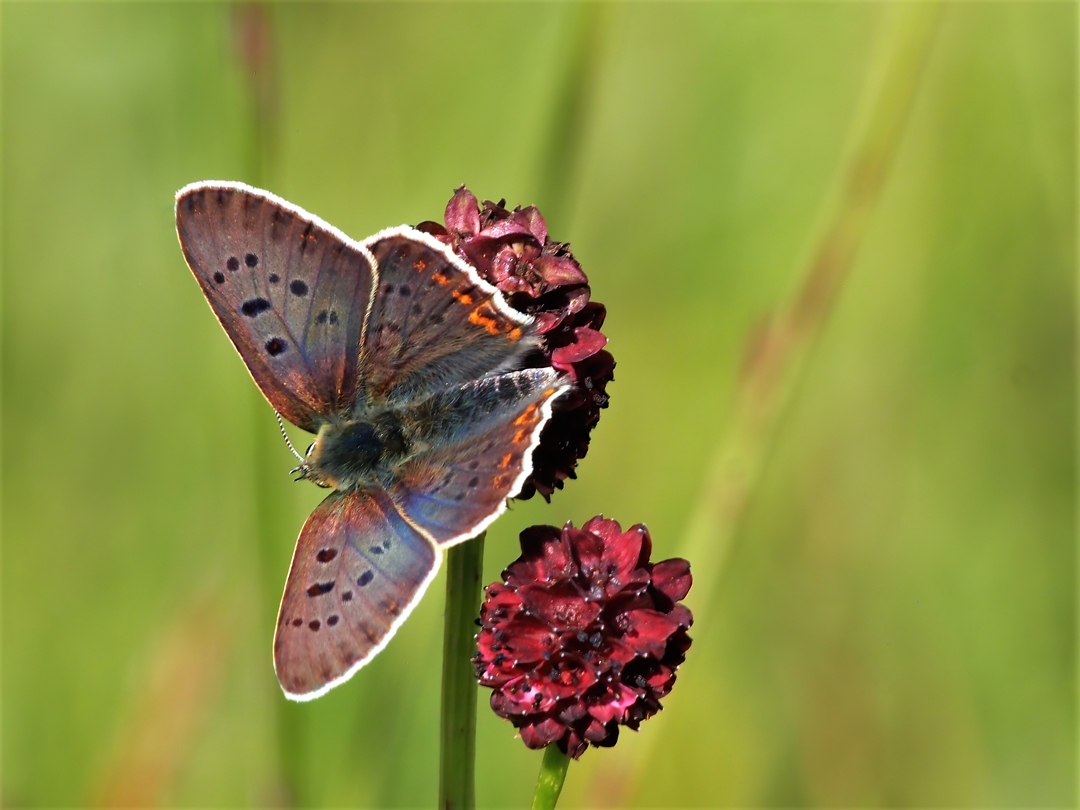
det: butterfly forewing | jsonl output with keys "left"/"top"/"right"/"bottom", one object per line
{"left": 274, "top": 488, "right": 440, "bottom": 700}
{"left": 392, "top": 373, "right": 570, "bottom": 546}
{"left": 357, "top": 230, "right": 535, "bottom": 407}
{"left": 176, "top": 182, "right": 374, "bottom": 431}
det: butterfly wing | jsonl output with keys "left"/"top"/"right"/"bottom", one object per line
{"left": 274, "top": 487, "right": 440, "bottom": 700}
{"left": 391, "top": 370, "right": 570, "bottom": 546}
{"left": 357, "top": 227, "right": 536, "bottom": 407}
{"left": 175, "top": 182, "right": 375, "bottom": 432}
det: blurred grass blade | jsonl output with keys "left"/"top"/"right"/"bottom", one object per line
{"left": 91, "top": 592, "right": 230, "bottom": 807}
{"left": 585, "top": 4, "right": 942, "bottom": 805}
{"left": 232, "top": 3, "right": 306, "bottom": 805}
{"left": 534, "top": 2, "right": 611, "bottom": 226}
{"left": 235, "top": 1, "right": 278, "bottom": 184}
{"left": 681, "top": 1, "right": 942, "bottom": 620}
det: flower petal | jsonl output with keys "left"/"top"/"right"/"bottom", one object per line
{"left": 493, "top": 617, "right": 557, "bottom": 664}
{"left": 651, "top": 558, "right": 693, "bottom": 602}
{"left": 535, "top": 255, "right": 587, "bottom": 287}
{"left": 562, "top": 730, "right": 589, "bottom": 759}
{"left": 584, "top": 718, "right": 611, "bottom": 743}
{"left": 581, "top": 515, "right": 621, "bottom": 543}
{"left": 566, "top": 524, "right": 605, "bottom": 583}
{"left": 445, "top": 186, "right": 480, "bottom": 237}
{"left": 521, "top": 717, "right": 564, "bottom": 748}
{"left": 479, "top": 216, "right": 538, "bottom": 243}
{"left": 506, "top": 525, "right": 574, "bottom": 587}
{"left": 599, "top": 524, "right": 645, "bottom": 594}
{"left": 518, "top": 584, "right": 602, "bottom": 630}
{"left": 620, "top": 609, "right": 684, "bottom": 658}
{"left": 552, "top": 328, "right": 608, "bottom": 366}
{"left": 518, "top": 205, "right": 548, "bottom": 244}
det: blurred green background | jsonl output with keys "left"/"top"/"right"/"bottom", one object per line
{"left": 3, "top": 2, "right": 1075, "bottom": 807}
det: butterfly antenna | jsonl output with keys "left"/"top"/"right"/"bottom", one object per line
{"left": 275, "top": 412, "right": 305, "bottom": 463}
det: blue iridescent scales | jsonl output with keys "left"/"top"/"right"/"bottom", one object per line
{"left": 175, "top": 182, "right": 569, "bottom": 700}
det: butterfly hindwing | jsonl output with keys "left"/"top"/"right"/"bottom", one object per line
{"left": 357, "top": 229, "right": 536, "bottom": 407}
{"left": 274, "top": 487, "right": 440, "bottom": 700}
{"left": 176, "top": 182, "right": 374, "bottom": 431}
{"left": 391, "top": 370, "right": 570, "bottom": 546}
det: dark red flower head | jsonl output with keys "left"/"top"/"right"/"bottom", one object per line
{"left": 417, "top": 187, "right": 614, "bottom": 500}
{"left": 473, "top": 517, "right": 693, "bottom": 759}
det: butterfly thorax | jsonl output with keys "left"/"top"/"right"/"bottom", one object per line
{"left": 300, "top": 412, "right": 410, "bottom": 491}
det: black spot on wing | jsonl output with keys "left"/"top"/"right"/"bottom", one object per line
{"left": 245, "top": 252, "right": 258, "bottom": 268}
{"left": 227, "top": 256, "right": 240, "bottom": 272}
{"left": 213, "top": 272, "right": 225, "bottom": 284}
{"left": 357, "top": 571, "right": 374, "bottom": 587}
{"left": 265, "top": 338, "right": 287, "bottom": 356}
{"left": 306, "top": 581, "right": 334, "bottom": 597}
{"left": 290, "top": 280, "right": 309, "bottom": 296}
{"left": 242, "top": 298, "right": 271, "bottom": 316}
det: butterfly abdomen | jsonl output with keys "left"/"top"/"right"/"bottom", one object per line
{"left": 303, "top": 414, "right": 409, "bottom": 490}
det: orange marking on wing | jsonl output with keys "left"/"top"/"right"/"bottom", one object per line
{"left": 509, "top": 327, "right": 523, "bottom": 341}
{"left": 494, "top": 474, "right": 508, "bottom": 489}
{"left": 432, "top": 272, "right": 450, "bottom": 285}
{"left": 513, "top": 428, "right": 528, "bottom": 443}
{"left": 468, "top": 308, "right": 501, "bottom": 335}
{"left": 499, "top": 453, "right": 514, "bottom": 469}
{"left": 513, "top": 404, "right": 538, "bottom": 426}
{"left": 413, "top": 259, "right": 428, "bottom": 270}
{"left": 452, "top": 290, "right": 474, "bottom": 306}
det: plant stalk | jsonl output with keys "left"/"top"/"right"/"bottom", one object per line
{"left": 439, "top": 533, "right": 486, "bottom": 810}
{"left": 530, "top": 745, "right": 572, "bottom": 810}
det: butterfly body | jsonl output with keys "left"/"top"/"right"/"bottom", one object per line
{"left": 301, "top": 412, "right": 411, "bottom": 490}
{"left": 175, "top": 181, "right": 569, "bottom": 700}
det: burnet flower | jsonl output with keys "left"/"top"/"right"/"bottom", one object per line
{"left": 473, "top": 517, "right": 693, "bottom": 758}
{"left": 417, "top": 187, "right": 614, "bottom": 500}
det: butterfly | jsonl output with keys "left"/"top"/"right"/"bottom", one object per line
{"left": 175, "top": 182, "right": 569, "bottom": 701}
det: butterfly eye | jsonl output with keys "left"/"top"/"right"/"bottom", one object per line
{"left": 306, "top": 442, "right": 316, "bottom": 456}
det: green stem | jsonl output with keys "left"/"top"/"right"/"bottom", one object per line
{"left": 439, "top": 533, "right": 486, "bottom": 810}
{"left": 530, "top": 744, "right": 571, "bottom": 810}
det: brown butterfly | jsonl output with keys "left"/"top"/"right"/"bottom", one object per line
{"left": 176, "top": 182, "right": 569, "bottom": 699}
